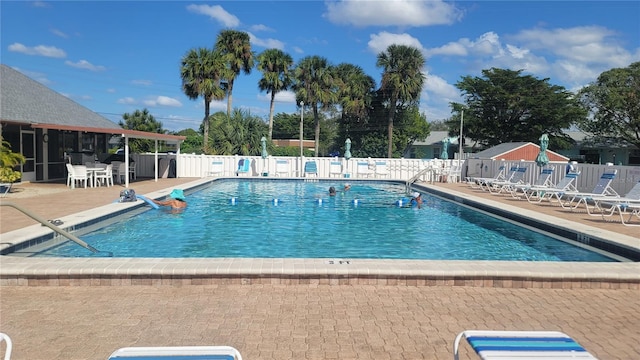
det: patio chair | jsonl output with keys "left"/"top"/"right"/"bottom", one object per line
{"left": 356, "top": 161, "right": 373, "bottom": 178}
{"left": 208, "top": 160, "right": 224, "bottom": 177}
{"left": 374, "top": 161, "right": 390, "bottom": 178}
{"left": 275, "top": 159, "right": 290, "bottom": 177}
{"left": 453, "top": 330, "right": 597, "bottom": 360}
{"left": 466, "top": 164, "right": 506, "bottom": 189}
{"left": 597, "top": 202, "right": 640, "bottom": 226}
{"left": 0, "top": 183, "right": 12, "bottom": 198}
{"left": 486, "top": 166, "right": 528, "bottom": 195}
{"left": 94, "top": 164, "right": 114, "bottom": 187}
{"left": 236, "top": 158, "right": 251, "bottom": 176}
{"left": 68, "top": 164, "right": 89, "bottom": 189}
{"left": 520, "top": 171, "right": 580, "bottom": 203}
{"left": 584, "top": 178, "right": 640, "bottom": 216}
{"left": 114, "top": 163, "right": 129, "bottom": 184}
{"left": 510, "top": 167, "right": 554, "bottom": 198}
{"left": 559, "top": 169, "right": 618, "bottom": 209}
{"left": 304, "top": 160, "right": 318, "bottom": 177}
{"left": 108, "top": 345, "right": 243, "bottom": 360}
{"left": 329, "top": 161, "right": 342, "bottom": 178}
{"left": 0, "top": 332, "right": 12, "bottom": 360}
{"left": 478, "top": 165, "right": 519, "bottom": 191}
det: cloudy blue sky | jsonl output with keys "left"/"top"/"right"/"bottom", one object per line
{"left": 2, "top": 1, "right": 639, "bottom": 131}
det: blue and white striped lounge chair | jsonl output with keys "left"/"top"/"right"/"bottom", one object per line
{"left": 108, "top": 346, "right": 243, "bottom": 360}
{"left": 453, "top": 330, "right": 597, "bottom": 360}
{"left": 467, "top": 165, "right": 507, "bottom": 189}
{"left": 478, "top": 165, "right": 519, "bottom": 191}
{"left": 520, "top": 171, "right": 580, "bottom": 203}
{"left": 510, "top": 167, "right": 554, "bottom": 198}
{"left": 236, "top": 159, "right": 251, "bottom": 176}
{"left": 304, "top": 161, "right": 318, "bottom": 177}
{"left": 559, "top": 169, "right": 618, "bottom": 209}
{"left": 487, "top": 166, "right": 528, "bottom": 195}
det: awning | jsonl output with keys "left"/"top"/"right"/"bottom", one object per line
{"left": 30, "top": 123, "right": 186, "bottom": 143}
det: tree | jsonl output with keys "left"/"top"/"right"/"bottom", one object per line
{"left": 293, "top": 55, "right": 337, "bottom": 155}
{"left": 376, "top": 44, "right": 426, "bottom": 158}
{"left": 333, "top": 63, "right": 376, "bottom": 148}
{"left": 208, "top": 109, "right": 267, "bottom": 155}
{"left": 216, "top": 30, "right": 254, "bottom": 117}
{"left": 180, "top": 47, "right": 226, "bottom": 152}
{"left": 454, "top": 68, "right": 584, "bottom": 150}
{"left": 174, "top": 128, "right": 203, "bottom": 154}
{"left": 0, "top": 136, "right": 26, "bottom": 183}
{"left": 119, "top": 109, "right": 166, "bottom": 153}
{"left": 577, "top": 62, "right": 640, "bottom": 149}
{"left": 256, "top": 48, "right": 294, "bottom": 141}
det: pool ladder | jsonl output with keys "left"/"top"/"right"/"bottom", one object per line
{"left": 405, "top": 167, "right": 432, "bottom": 192}
{"left": 0, "top": 201, "right": 100, "bottom": 254}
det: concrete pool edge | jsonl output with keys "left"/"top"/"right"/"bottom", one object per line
{"left": 1, "top": 178, "right": 639, "bottom": 288}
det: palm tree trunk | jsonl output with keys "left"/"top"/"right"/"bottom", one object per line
{"left": 387, "top": 94, "right": 397, "bottom": 158}
{"left": 203, "top": 97, "right": 211, "bottom": 153}
{"left": 313, "top": 105, "right": 320, "bottom": 155}
{"left": 226, "top": 80, "right": 234, "bottom": 117}
{"left": 268, "top": 92, "right": 276, "bottom": 141}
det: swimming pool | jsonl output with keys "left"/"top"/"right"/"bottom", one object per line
{"left": 34, "top": 180, "right": 616, "bottom": 261}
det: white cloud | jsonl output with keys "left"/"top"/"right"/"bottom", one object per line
{"left": 257, "top": 90, "right": 296, "bottom": 104}
{"left": 249, "top": 24, "right": 273, "bottom": 32}
{"left": 50, "top": 28, "right": 68, "bottom": 38}
{"left": 420, "top": 73, "right": 462, "bottom": 121}
{"left": 325, "top": 0, "right": 462, "bottom": 27}
{"left": 425, "top": 42, "right": 467, "bottom": 57}
{"left": 65, "top": 60, "right": 106, "bottom": 71}
{"left": 186, "top": 4, "right": 239, "bottom": 27}
{"left": 368, "top": 32, "right": 424, "bottom": 54}
{"left": 292, "top": 46, "right": 304, "bottom": 54}
{"left": 132, "top": 79, "right": 153, "bottom": 86}
{"left": 8, "top": 43, "right": 66, "bottom": 58}
{"left": 248, "top": 32, "right": 285, "bottom": 50}
{"left": 117, "top": 97, "right": 137, "bottom": 105}
{"left": 106, "top": 88, "right": 116, "bottom": 93}
{"left": 143, "top": 96, "right": 182, "bottom": 107}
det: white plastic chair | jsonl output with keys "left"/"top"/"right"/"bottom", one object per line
{"left": 94, "top": 164, "right": 113, "bottom": 187}
{"left": 275, "top": 160, "right": 289, "bottom": 177}
{"left": 68, "top": 165, "right": 89, "bottom": 189}
{"left": 356, "top": 161, "right": 373, "bottom": 178}
{"left": 0, "top": 333, "right": 12, "bottom": 360}
{"left": 208, "top": 161, "right": 224, "bottom": 177}
{"left": 329, "top": 161, "right": 342, "bottom": 178}
{"left": 115, "top": 163, "right": 128, "bottom": 184}
{"left": 108, "top": 345, "right": 242, "bottom": 360}
{"left": 374, "top": 161, "right": 389, "bottom": 178}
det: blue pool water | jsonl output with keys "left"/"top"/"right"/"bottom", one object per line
{"left": 37, "top": 180, "right": 615, "bottom": 261}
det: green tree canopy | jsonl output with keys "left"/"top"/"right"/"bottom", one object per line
{"left": 454, "top": 68, "right": 584, "bottom": 150}
{"left": 208, "top": 109, "right": 267, "bottom": 155}
{"left": 119, "top": 109, "right": 167, "bottom": 153}
{"left": 577, "top": 61, "right": 640, "bottom": 149}
{"left": 256, "top": 48, "right": 294, "bottom": 141}
{"left": 216, "top": 30, "right": 254, "bottom": 117}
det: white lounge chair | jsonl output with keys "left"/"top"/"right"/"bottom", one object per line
{"left": 208, "top": 160, "right": 224, "bottom": 177}
{"left": 329, "top": 161, "right": 342, "bottom": 177}
{"left": 520, "top": 171, "right": 580, "bottom": 203}
{"left": 597, "top": 202, "right": 640, "bottom": 226}
{"left": 275, "top": 159, "right": 290, "bottom": 177}
{"left": 453, "top": 330, "right": 597, "bottom": 360}
{"left": 559, "top": 169, "right": 618, "bottom": 209}
{"left": 108, "top": 346, "right": 243, "bottom": 360}
{"left": 374, "top": 161, "right": 390, "bottom": 178}
{"left": 356, "top": 161, "right": 373, "bottom": 178}
{"left": 466, "top": 164, "right": 507, "bottom": 189}
{"left": 510, "top": 167, "right": 554, "bottom": 198}
{"left": 478, "top": 165, "right": 519, "bottom": 191}
{"left": 0, "top": 333, "right": 12, "bottom": 360}
{"left": 584, "top": 179, "right": 640, "bottom": 218}
{"left": 486, "top": 166, "right": 528, "bottom": 194}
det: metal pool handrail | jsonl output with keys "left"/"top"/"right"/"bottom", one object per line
{"left": 0, "top": 201, "right": 100, "bottom": 254}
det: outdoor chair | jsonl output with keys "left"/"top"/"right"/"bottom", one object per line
{"left": 68, "top": 164, "right": 89, "bottom": 189}
{"left": 559, "top": 168, "right": 619, "bottom": 209}
{"left": 304, "top": 161, "right": 318, "bottom": 177}
{"left": 0, "top": 332, "right": 12, "bottom": 360}
{"left": 94, "top": 164, "right": 113, "bottom": 187}
{"left": 466, "top": 165, "right": 506, "bottom": 189}
{"left": 583, "top": 178, "right": 640, "bottom": 217}
{"left": 329, "top": 161, "right": 342, "bottom": 178}
{"left": 236, "top": 159, "right": 251, "bottom": 176}
{"left": 520, "top": 171, "right": 580, "bottom": 203}
{"left": 477, "top": 165, "right": 519, "bottom": 191}
{"left": 356, "top": 161, "right": 373, "bottom": 178}
{"left": 510, "top": 167, "right": 554, "bottom": 198}
{"left": 374, "top": 161, "right": 390, "bottom": 178}
{"left": 453, "top": 330, "right": 597, "bottom": 360}
{"left": 486, "top": 166, "right": 528, "bottom": 195}
{"left": 275, "top": 159, "right": 290, "bottom": 177}
{"left": 108, "top": 345, "right": 243, "bottom": 360}
{"left": 208, "top": 160, "right": 224, "bottom": 177}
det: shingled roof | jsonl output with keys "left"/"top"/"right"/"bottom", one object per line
{"left": 0, "top": 64, "right": 121, "bottom": 129}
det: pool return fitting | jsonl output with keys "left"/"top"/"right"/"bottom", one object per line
{"left": 0, "top": 201, "right": 108, "bottom": 255}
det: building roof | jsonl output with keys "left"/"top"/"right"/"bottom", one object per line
{"left": 470, "top": 142, "right": 569, "bottom": 162}
{"left": 0, "top": 64, "right": 184, "bottom": 143}
{"left": 413, "top": 131, "right": 470, "bottom": 146}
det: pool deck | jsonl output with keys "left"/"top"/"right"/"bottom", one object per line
{"left": 1, "top": 177, "right": 639, "bottom": 359}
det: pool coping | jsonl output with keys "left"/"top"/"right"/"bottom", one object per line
{"left": 1, "top": 178, "right": 639, "bottom": 288}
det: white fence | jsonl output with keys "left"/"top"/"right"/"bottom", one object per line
{"left": 131, "top": 154, "right": 640, "bottom": 196}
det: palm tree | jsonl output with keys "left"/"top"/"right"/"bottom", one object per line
{"left": 333, "top": 63, "right": 376, "bottom": 135}
{"left": 180, "top": 47, "right": 225, "bottom": 152}
{"left": 215, "top": 30, "right": 254, "bottom": 117}
{"left": 257, "top": 48, "right": 294, "bottom": 141}
{"left": 293, "top": 55, "right": 337, "bottom": 155}
{"left": 376, "top": 44, "right": 426, "bottom": 158}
